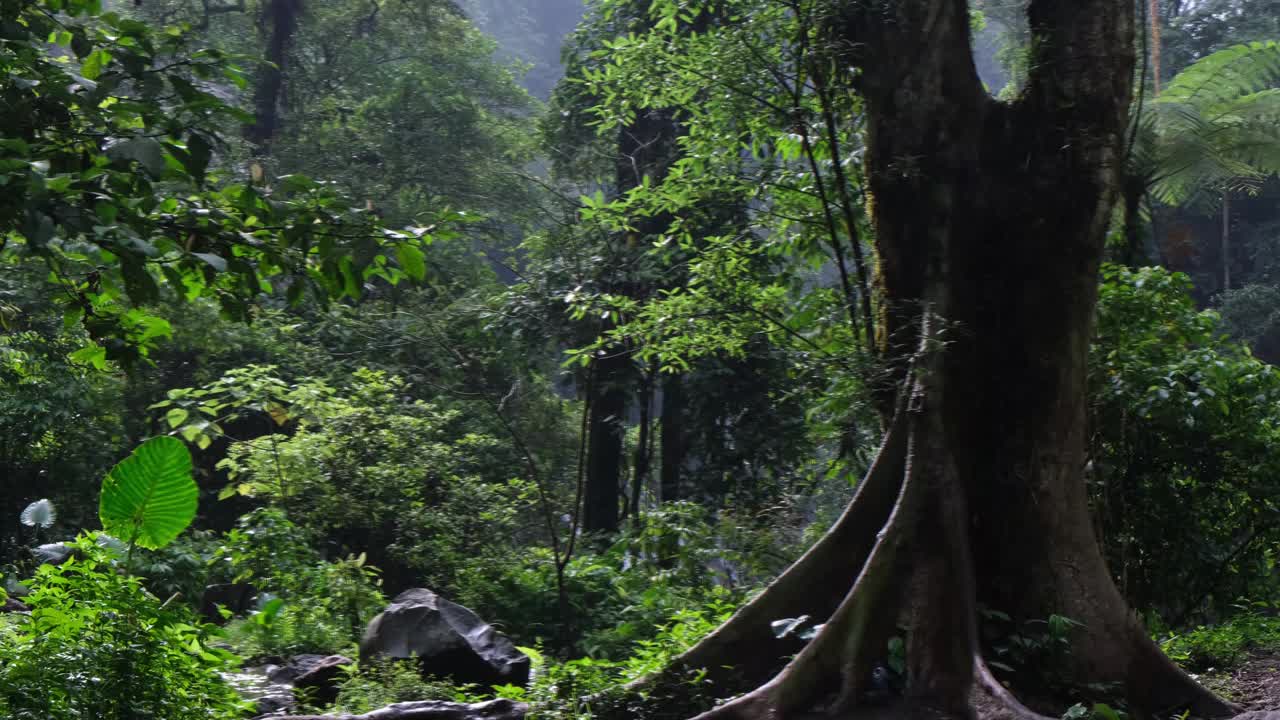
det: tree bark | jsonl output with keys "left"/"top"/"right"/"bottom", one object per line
{"left": 1222, "top": 191, "right": 1231, "bottom": 292}
{"left": 582, "top": 96, "right": 680, "bottom": 535}
{"left": 583, "top": 350, "right": 626, "bottom": 535}
{"left": 628, "top": 371, "right": 654, "bottom": 524}
{"left": 1119, "top": 175, "right": 1148, "bottom": 268}
{"left": 659, "top": 373, "right": 684, "bottom": 502}
{"left": 244, "top": 0, "right": 302, "bottom": 155}
{"left": 616, "top": 1, "right": 1238, "bottom": 718}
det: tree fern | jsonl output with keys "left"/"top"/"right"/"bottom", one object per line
{"left": 1161, "top": 41, "right": 1280, "bottom": 108}
{"left": 1143, "top": 42, "right": 1280, "bottom": 207}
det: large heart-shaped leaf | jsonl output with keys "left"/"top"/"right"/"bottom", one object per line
{"left": 99, "top": 436, "right": 197, "bottom": 550}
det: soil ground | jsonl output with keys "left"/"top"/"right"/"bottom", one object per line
{"left": 1194, "top": 653, "right": 1280, "bottom": 711}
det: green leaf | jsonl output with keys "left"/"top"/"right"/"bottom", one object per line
{"left": 397, "top": 243, "right": 427, "bottom": 282}
{"left": 165, "top": 408, "right": 190, "bottom": 428}
{"left": 99, "top": 436, "right": 198, "bottom": 550}
{"left": 69, "top": 344, "right": 108, "bottom": 370}
{"left": 193, "top": 252, "right": 227, "bottom": 271}
{"left": 81, "top": 48, "right": 112, "bottom": 80}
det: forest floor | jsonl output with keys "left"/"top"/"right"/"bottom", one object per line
{"left": 1196, "top": 653, "right": 1280, "bottom": 710}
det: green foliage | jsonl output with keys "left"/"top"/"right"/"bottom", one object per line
{"left": 214, "top": 368, "right": 535, "bottom": 592}
{"left": 130, "top": 530, "right": 223, "bottom": 603}
{"left": 1091, "top": 265, "right": 1280, "bottom": 619}
{"left": 99, "top": 436, "right": 197, "bottom": 550}
{"left": 1217, "top": 282, "right": 1280, "bottom": 361}
{"left": 211, "top": 507, "right": 320, "bottom": 591}
{"left": 152, "top": 363, "right": 297, "bottom": 451}
{"left": 271, "top": 0, "right": 538, "bottom": 226}
{"left": 1164, "top": 1, "right": 1280, "bottom": 77}
{"left": 1, "top": 0, "right": 444, "bottom": 364}
{"left": 0, "top": 536, "right": 247, "bottom": 720}
{"left": 1160, "top": 609, "right": 1280, "bottom": 670}
{"left": 981, "top": 610, "right": 1102, "bottom": 700}
{"left": 465, "top": 504, "right": 761, "bottom": 658}
{"left": 0, "top": 265, "right": 127, "bottom": 566}
{"left": 330, "top": 660, "right": 487, "bottom": 715}
{"left": 521, "top": 0, "right": 877, "bottom": 517}
{"left": 1161, "top": 41, "right": 1280, "bottom": 111}
{"left": 1149, "top": 42, "right": 1280, "bottom": 207}
{"left": 1061, "top": 702, "right": 1129, "bottom": 720}
{"left": 131, "top": 0, "right": 539, "bottom": 228}
{"left": 519, "top": 605, "right": 727, "bottom": 720}
{"left": 214, "top": 509, "right": 385, "bottom": 657}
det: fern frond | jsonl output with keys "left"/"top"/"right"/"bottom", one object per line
{"left": 1161, "top": 41, "right": 1280, "bottom": 110}
{"left": 1145, "top": 43, "right": 1280, "bottom": 208}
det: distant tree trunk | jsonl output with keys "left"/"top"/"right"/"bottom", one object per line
{"left": 583, "top": 351, "right": 626, "bottom": 535}
{"left": 618, "top": 2, "right": 1237, "bottom": 719}
{"left": 244, "top": 0, "right": 302, "bottom": 154}
{"left": 629, "top": 371, "right": 655, "bottom": 525}
{"left": 659, "top": 374, "right": 684, "bottom": 502}
{"left": 582, "top": 93, "right": 678, "bottom": 536}
{"left": 1150, "top": 0, "right": 1163, "bottom": 94}
{"left": 1120, "top": 174, "right": 1148, "bottom": 268}
{"left": 1223, "top": 191, "right": 1232, "bottom": 292}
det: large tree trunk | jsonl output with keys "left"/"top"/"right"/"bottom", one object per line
{"left": 615, "top": 1, "right": 1238, "bottom": 719}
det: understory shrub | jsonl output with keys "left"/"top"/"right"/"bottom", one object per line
{"left": 460, "top": 503, "right": 757, "bottom": 658}
{"left": 216, "top": 510, "right": 386, "bottom": 657}
{"left": 329, "top": 659, "right": 486, "bottom": 714}
{"left": 211, "top": 368, "right": 537, "bottom": 593}
{"left": 0, "top": 536, "right": 247, "bottom": 720}
{"left": 1091, "top": 265, "right": 1280, "bottom": 621}
{"left": 1160, "top": 610, "right": 1280, "bottom": 670}
{"left": 521, "top": 605, "right": 730, "bottom": 720}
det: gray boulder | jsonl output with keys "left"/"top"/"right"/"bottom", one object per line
{"left": 199, "top": 583, "right": 257, "bottom": 624}
{"left": 293, "top": 654, "right": 354, "bottom": 706}
{"left": 1, "top": 596, "right": 29, "bottom": 613}
{"left": 266, "top": 654, "right": 333, "bottom": 685}
{"left": 253, "top": 691, "right": 294, "bottom": 717}
{"left": 359, "top": 589, "right": 530, "bottom": 687}
{"left": 282, "top": 698, "right": 526, "bottom": 720}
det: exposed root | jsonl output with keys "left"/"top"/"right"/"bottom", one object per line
{"left": 970, "top": 657, "right": 1056, "bottom": 720}
{"left": 630, "top": 403, "right": 911, "bottom": 702}
{"left": 659, "top": 317, "right": 1239, "bottom": 720}
{"left": 1125, "top": 630, "right": 1240, "bottom": 718}
{"left": 689, "top": 360, "right": 974, "bottom": 720}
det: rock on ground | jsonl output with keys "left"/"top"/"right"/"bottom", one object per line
{"left": 290, "top": 653, "right": 350, "bottom": 702}
{"left": 359, "top": 589, "right": 530, "bottom": 687}
{"left": 293, "top": 654, "right": 354, "bottom": 706}
{"left": 266, "top": 654, "right": 334, "bottom": 684}
{"left": 199, "top": 582, "right": 256, "bottom": 624}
